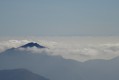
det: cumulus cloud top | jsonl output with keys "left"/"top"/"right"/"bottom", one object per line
{"left": 0, "top": 37, "right": 119, "bottom": 62}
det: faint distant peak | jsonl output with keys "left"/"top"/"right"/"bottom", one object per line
{"left": 0, "top": 69, "right": 49, "bottom": 80}
{"left": 20, "top": 42, "right": 46, "bottom": 48}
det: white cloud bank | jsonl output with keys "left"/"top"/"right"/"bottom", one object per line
{"left": 0, "top": 37, "right": 119, "bottom": 62}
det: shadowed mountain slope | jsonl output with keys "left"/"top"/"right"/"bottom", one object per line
{"left": 0, "top": 42, "right": 119, "bottom": 80}
{"left": 0, "top": 69, "right": 49, "bottom": 80}
{"left": 20, "top": 42, "right": 46, "bottom": 48}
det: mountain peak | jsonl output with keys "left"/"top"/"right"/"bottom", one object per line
{"left": 0, "top": 69, "right": 49, "bottom": 80}
{"left": 20, "top": 42, "right": 46, "bottom": 48}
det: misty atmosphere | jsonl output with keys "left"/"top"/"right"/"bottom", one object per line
{"left": 0, "top": 0, "right": 119, "bottom": 80}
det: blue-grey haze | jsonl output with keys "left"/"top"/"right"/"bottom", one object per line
{"left": 0, "top": 0, "right": 119, "bottom": 36}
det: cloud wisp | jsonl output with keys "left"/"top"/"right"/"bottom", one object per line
{"left": 0, "top": 37, "right": 119, "bottom": 62}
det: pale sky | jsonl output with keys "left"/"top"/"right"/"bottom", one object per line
{"left": 0, "top": 0, "right": 119, "bottom": 36}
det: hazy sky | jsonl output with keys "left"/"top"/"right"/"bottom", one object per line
{"left": 0, "top": 0, "right": 119, "bottom": 36}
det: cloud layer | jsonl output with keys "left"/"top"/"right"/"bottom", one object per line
{"left": 0, "top": 37, "right": 119, "bottom": 62}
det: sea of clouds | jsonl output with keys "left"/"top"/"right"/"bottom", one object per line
{"left": 0, "top": 37, "right": 119, "bottom": 62}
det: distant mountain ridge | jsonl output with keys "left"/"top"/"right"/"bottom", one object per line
{"left": 0, "top": 46, "right": 83, "bottom": 80}
{"left": 0, "top": 43, "right": 119, "bottom": 80}
{"left": 1, "top": 42, "right": 46, "bottom": 54}
{"left": 0, "top": 69, "right": 49, "bottom": 80}
{"left": 20, "top": 42, "right": 46, "bottom": 48}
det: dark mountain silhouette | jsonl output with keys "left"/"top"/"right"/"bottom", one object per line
{"left": 0, "top": 69, "right": 49, "bottom": 80}
{"left": 0, "top": 46, "right": 119, "bottom": 80}
{"left": 1, "top": 42, "right": 46, "bottom": 55}
{"left": 20, "top": 42, "right": 46, "bottom": 48}
{"left": 0, "top": 48, "right": 83, "bottom": 80}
